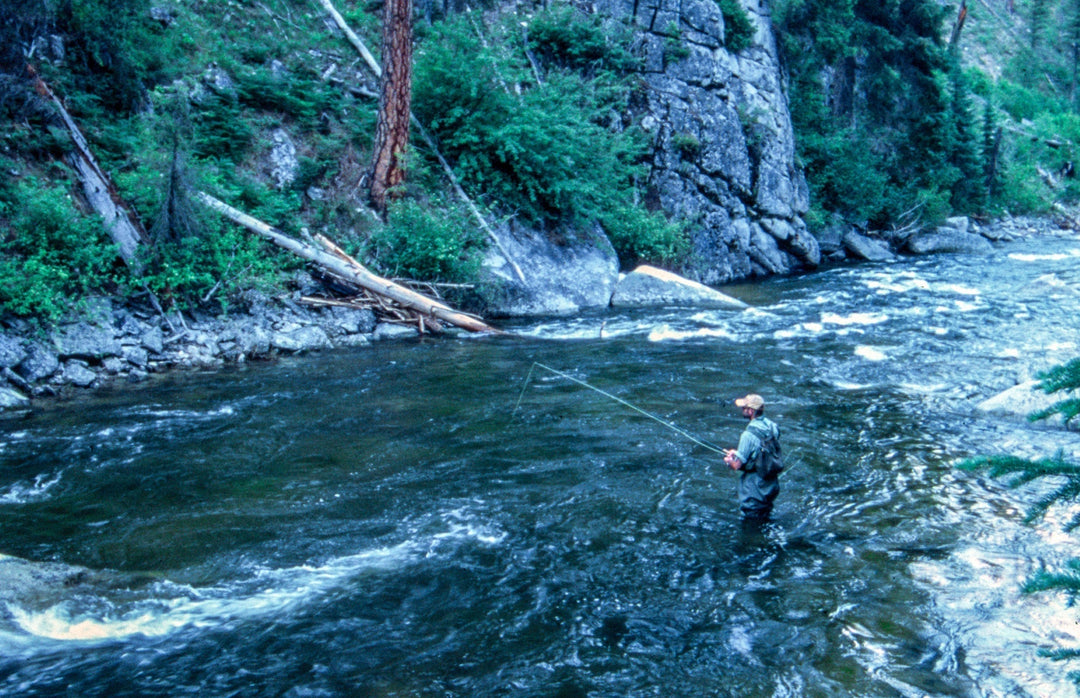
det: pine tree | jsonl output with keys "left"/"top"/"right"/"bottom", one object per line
{"left": 960, "top": 355, "right": 1080, "bottom": 688}
{"left": 946, "top": 55, "right": 984, "bottom": 211}
{"left": 981, "top": 100, "right": 1003, "bottom": 207}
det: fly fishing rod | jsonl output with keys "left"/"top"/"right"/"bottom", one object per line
{"left": 513, "top": 362, "right": 806, "bottom": 479}
{"left": 513, "top": 362, "right": 727, "bottom": 455}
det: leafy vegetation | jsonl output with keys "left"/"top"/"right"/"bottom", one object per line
{"left": 5, "top": 0, "right": 1080, "bottom": 323}
{"left": 367, "top": 197, "right": 484, "bottom": 282}
{"left": 776, "top": 0, "right": 1080, "bottom": 229}
{"left": 717, "top": 0, "right": 755, "bottom": 52}
{"left": 0, "top": 171, "right": 120, "bottom": 320}
{"left": 959, "top": 356, "right": 1080, "bottom": 689}
{"left": 413, "top": 8, "right": 683, "bottom": 265}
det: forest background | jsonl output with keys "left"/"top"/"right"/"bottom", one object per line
{"left": 1, "top": 0, "right": 1079, "bottom": 320}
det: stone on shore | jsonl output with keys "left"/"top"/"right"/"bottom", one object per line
{"left": 478, "top": 221, "right": 620, "bottom": 316}
{"left": 907, "top": 218, "right": 994, "bottom": 255}
{"left": 843, "top": 231, "right": 896, "bottom": 262}
{"left": 611, "top": 265, "right": 748, "bottom": 309}
{"left": 0, "top": 386, "right": 29, "bottom": 408}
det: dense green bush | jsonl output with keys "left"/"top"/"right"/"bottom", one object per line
{"left": 0, "top": 174, "right": 120, "bottom": 319}
{"left": 412, "top": 7, "right": 674, "bottom": 267}
{"left": 366, "top": 198, "right": 484, "bottom": 282}
{"left": 600, "top": 205, "right": 686, "bottom": 265}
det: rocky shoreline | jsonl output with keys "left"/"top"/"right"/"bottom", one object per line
{"left": 0, "top": 214, "right": 1071, "bottom": 412}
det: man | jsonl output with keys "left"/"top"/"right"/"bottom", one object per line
{"left": 723, "top": 393, "right": 782, "bottom": 520}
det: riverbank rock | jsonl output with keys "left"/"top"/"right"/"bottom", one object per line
{"left": 0, "top": 386, "right": 29, "bottom": 409}
{"left": 0, "top": 292, "right": 386, "bottom": 410}
{"left": 611, "top": 265, "right": 748, "bottom": 309}
{"left": 479, "top": 221, "right": 620, "bottom": 316}
{"left": 843, "top": 231, "right": 896, "bottom": 262}
{"left": 907, "top": 218, "right": 995, "bottom": 255}
{"left": 589, "top": 0, "right": 810, "bottom": 285}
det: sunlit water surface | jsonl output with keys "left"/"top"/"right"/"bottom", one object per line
{"left": 2, "top": 233, "right": 1080, "bottom": 696}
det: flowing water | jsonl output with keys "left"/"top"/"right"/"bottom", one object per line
{"left": 2, "top": 231, "right": 1080, "bottom": 697}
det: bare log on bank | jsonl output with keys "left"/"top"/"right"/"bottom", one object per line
{"left": 315, "top": 0, "right": 526, "bottom": 284}
{"left": 196, "top": 191, "right": 502, "bottom": 334}
{"left": 28, "top": 65, "right": 147, "bottom": 267}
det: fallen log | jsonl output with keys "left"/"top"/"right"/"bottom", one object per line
{"left": 196, "top": 191, "right": 502, "bottom": 334}
{"left": 28, "top": 65, "right": 147, "bottom": 266}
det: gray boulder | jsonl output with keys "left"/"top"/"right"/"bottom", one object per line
{"left": 976, "top": 380, "right": 1077, "bottom": 427}
{"left": 372, "top": 323, "right": 419, "bottom": 341}
{"left": 326, "top": 306, "right": 377, "bottom": 336}
{"left": 0, "top": 334, "right": 27, "bottom": 369}
{"left": 0, "top": 554, "right": 101, "bottom": 608}
{"left": 0, "top": 386, "right": 29, "bottom": 409}
{"left": 51, "top": 322, "right": 123, "bottom": 360}
{"left": 479, "top": 221, "right": 620, "bottom": 317}
{"left": 907, "top": 229, "right": 994, "bottom": 255}
{"left": 270, "top": 326, "right": 332, "bottom": 353}
{"left": 843, "top": 231, "right": 896, "bottom": 262}
{"left": 141, "top": 326, "right": 165, "bottom": 355}
{"left": 62, "top": 360, "right": 98, "bottom": 387}
{"left": 612, "top": 265, "right": 748, "bottom": 309}
{"left": 16, "top": 342, "right": 59, "bottom": 382}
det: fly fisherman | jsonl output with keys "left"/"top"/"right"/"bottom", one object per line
{"left": 723, "top": 393, "right": 783, "bottom": 521}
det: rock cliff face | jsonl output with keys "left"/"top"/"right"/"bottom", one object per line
{"left": 616, "top": 0, "right": 816, "bottom": 284}
{"left": 482, "top": 0, "right": 815, "bottom": 315}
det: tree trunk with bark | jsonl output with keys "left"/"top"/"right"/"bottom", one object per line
{"left": 28, "top": 65, "right": 148, "bottom": 267}
{"left": 369, "top": 0, "right": 413, "bottom": 215}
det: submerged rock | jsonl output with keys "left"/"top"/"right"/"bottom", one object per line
{"left": 975, "top": 380, "right": 1077, "bottom": 427}
{"left": 0, "top": 554, "right": 100, "bottom": 608}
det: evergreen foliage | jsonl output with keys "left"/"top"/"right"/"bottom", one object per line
{"left": 1030, "top": 357, "right": 1080, "bottom": 425}
{"left": 959, "top": 354, "right": 1080, "bottom": 687}
{"left": 776, "top": 0, "right": 969, "bottom": 227}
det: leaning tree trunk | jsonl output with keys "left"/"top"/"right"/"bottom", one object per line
{"left": 369, "top": 0, "right": 413, "bottom": 215}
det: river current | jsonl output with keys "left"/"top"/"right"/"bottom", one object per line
{"left": 2, "top": 231, "right": 1080, "bottom": 696}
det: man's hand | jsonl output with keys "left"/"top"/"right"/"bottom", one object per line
{"left": 724, "top": 449, "right": 741, "bottom": 471}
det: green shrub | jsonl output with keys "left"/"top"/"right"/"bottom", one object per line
{"left": 0, "top": 176, "right": 119, "bottom": 319}
{"left": 527, "top": 5, "right": 640, "bottom": 74}
{"left": 600, "top": 205, "right": 686, "bottom": 265}
{"left": 995, "top": 79, "right": 1053, "bottom": 121}
{"left": 412, "top": 10, "right": 652, "bottom": 265}
{"left": 366, "top": 198, "right": 485, "bottom": 282}
{"left": 672, "top": 132, "right": 702, "bottom": 159}
{"left": 717, "top": 0, "right": 755, "bottom": 52}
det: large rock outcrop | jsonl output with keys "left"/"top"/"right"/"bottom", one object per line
{"left": 610, "top": 0, "right": 814, "bottom": 285}
{"left": 479, "top": 0, "right": 813, "bottom": 315}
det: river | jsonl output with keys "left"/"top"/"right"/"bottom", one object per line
{"left": 2, "top": 230, "right": 1080, "bottom": 696}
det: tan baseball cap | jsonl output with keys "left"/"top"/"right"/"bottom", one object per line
{"left": 735, "top": 394, "right": 764, "bottom": 410}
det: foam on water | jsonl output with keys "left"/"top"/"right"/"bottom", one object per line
{"left": 0, "top": 472, "right": 62, "bottom": 505}
{"left": 854, "top": 345, "right": 888, "bottom": 362}
{"left": 7, "top": 512, "right": 506, "bottom": 645}
{"left": 1009, "top": 249, "right": 1080, "bottom": 262}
